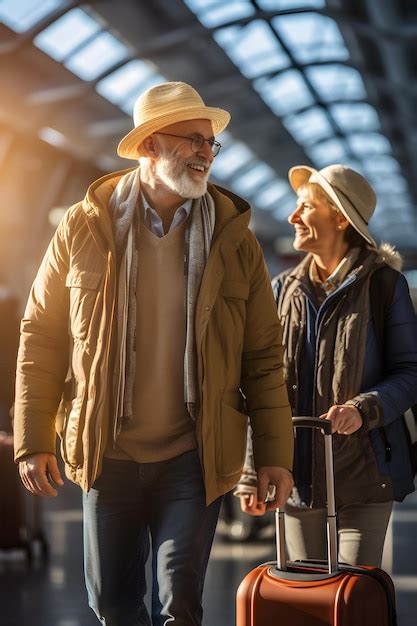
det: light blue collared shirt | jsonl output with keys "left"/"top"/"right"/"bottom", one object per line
{"left": 141, "top": 192, "right": 192, "bottom": 238}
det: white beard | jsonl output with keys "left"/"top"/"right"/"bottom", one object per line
{"left": 155, "top": 147, "right": 210, "bottom": 199}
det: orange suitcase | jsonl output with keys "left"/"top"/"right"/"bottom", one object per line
{"left": 236, "top": 417, "right": 397, "bottom": 626}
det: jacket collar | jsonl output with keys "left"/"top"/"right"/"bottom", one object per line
{"left": 82, "top": 167, "right": 251, "bottom": 248}
{"left": 286, "top": 245, "right": 397, "bottom": 295}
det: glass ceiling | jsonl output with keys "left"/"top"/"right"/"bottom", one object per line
{"left": 0, "top": 0, "right": 68, "bottom": 33}
{"left": 96, "top": 59, "right": 166, "bottom": 115}
{"left": 213, "top": 21, "right": 290, "bottom": 78}
{"left": 273, "top": 13, "right": 350, "bottom": 64}
{"left": 33, "top": 8, "right": 101, "bottom": 61}
{"left": 182, "top": 0, "right": 413, "bottom": 230}
{"left": 1, "top": 0, "right": 414, "bottom": 234}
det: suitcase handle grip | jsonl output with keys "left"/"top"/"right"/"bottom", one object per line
{"left": 275, "top": 416, "right": 338, "bottom": 574}
{"left": 292, "top": 416, "right": 333, "bottom": 436}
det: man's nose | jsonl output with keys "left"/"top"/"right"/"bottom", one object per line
{"left": 197, "top": 140, "right": 214, "bottom": 163}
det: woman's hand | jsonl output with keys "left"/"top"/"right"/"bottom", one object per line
{"left": 239, "top": 493, "right": 267, "bottom": 516}
{"left": 320, "top": 404, "right": 362, "bottom": 435}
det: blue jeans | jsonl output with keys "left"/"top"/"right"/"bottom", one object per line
{"left": 83, "top": 449, "right": 222, "bottom": 626}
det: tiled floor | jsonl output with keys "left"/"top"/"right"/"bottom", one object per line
{"left": 0, "top": 479, "right": 416, "bottom": 626}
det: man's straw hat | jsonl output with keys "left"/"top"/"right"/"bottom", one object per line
{"left": 118, "top": 81, "right": 231, "bottom": 160}
{"left": 288, "top": 164, "right": 377, "bottom": 247}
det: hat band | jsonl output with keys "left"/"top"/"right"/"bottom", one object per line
{"left": 334, "top": 186, "right": 369, "bottom": 225}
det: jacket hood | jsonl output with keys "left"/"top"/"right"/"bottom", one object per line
{"left": 84, "top": 167, "right": 136, "bottom": 218}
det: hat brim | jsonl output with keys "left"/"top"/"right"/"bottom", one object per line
{"left": 117, "top": 106, "right": 231, "bottom": 160}
{"left": 288, "top": 165, "right": 376, "bottom": 247}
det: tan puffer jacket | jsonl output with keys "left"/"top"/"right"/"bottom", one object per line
{"left": 14, "top": 167, "right": 294, "bottom": 504}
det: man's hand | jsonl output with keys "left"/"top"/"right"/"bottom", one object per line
{"left": 19, "top": 453, "right": 64, "bottom": 497}
{"left": 257, "top": 466, "right": 294, "bottom": 511}
{"left": 240, "top": 466, "right": 294, "bottom": 514}
{"left": 320, "top": 404, "right": 362, "bottom": 435}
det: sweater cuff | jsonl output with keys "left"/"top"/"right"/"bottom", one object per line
{"left": 233, "top": 467, "right": 257, "bottom": 497}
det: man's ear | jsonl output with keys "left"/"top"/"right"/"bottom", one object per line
{"left": 141, "top": 135, "right": 158, "bottom": 159}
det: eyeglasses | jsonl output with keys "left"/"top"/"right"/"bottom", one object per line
{"left": 155, "top": 131, "right": 222, "bottom": 157}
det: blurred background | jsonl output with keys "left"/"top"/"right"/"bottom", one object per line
{"left": 0, "top": 1, "right": 416, "bottom": 625}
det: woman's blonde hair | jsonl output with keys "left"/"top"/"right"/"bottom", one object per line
{"left": 297, "top": 182, "right": 338, "bottom": 212}
{"left": 297, "top": 182, "right": 367, "bottom": 248}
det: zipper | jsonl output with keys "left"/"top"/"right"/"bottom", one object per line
{"left": 194, "top": 221, "right": 243, "bottom": 482}
{"left": 196, "top": 340, "right": 206, "bottom": 480}
{"left": 305, "top": 274, "right": 357, "bottom": 415}
{"left": 291, "top": 299, "right": 307, "bottom": 412}
{"left": 89, "top": 250, "right": 116, "bottom": 489}
{"left": 82, "top": 207, "right": 116, "bottom": 489}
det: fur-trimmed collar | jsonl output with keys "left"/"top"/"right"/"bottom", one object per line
{"left": 376, "top": 242, "right": 403, "bottom": 271}
{"left": 284, "top": 242, "right": 403, "bottom": 287}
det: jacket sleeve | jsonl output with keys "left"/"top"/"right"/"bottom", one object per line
{"left": 14, "top": 213, "right": 71, "bottom": 461}
{"left": 240, "top": 236, "right": 294, "bottom": 471}
{"left": 346, "top": 273, "right": 417, "bottom": 429}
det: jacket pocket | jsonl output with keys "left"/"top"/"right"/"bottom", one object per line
{"left": 217, "top": 399, "right": 248, "bottom": 478}
{"left": 220, "top": 281, "right": 249, "bottom": 342}
{"left": 65, "top": 270, "right": 102, "bottom": 340}
{"left": 61, "top": 377, "right": 86, "bottom": 468}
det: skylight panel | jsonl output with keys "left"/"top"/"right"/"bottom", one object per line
{"left": 213, "top": 25, "right": 241, "bottom": 48}
{"left": 371, "top": 174, "right": 408, "bottom": 194}
{"left": 39, "top": 126, "right": 67, "bottom": 148}
{"left": 348, "top": 133, "right": 391, "bottom": 157}
{"left": 96, "top": 59, "right": 160, "bottom": 106}
{"left": 255, "top": 70, "right": 314, "bottom": 116}
{"left": 120, "top": 74, "right": 167, "bottom": 115}
{"left": 273, "top": 13, "right": 349, "bottom": 65}
{"left": 65, "top": 32, "right": 130, "bottom": 81}
{"left": 214, "top": 21, "right": 290, "bottom": 79}
{"left": 183, "top": 0, "right": 226, "bottom": 11}
{"left": 362, "top": 155, "right": 400, "bottom": 176}
{"left": 34, "top": 8, "right": 100, "bottom": 62}
{"left": 0, "top": 0, "right": 67, "bottom": 33}
{"left": 211, "top": 143, "right": 254, "bottom": 178}
{"left": 306, "top": 64, "right": 367, "bottom": 102}
{"left": 232, "top": 163, "right": 276, "bottom": 195}
{"left": 283, "top": 106, "right": 333, "bottom": 146}
{"left": 193, "top": 1, "right": 255, "bottom": 28}
{"left": 330, "top": 103, "right": 380, "bottom": 132}
{"left": 257, "top": 180, "right": 291, "bottom": 209}
{"left": 306, "top": 138, "right": 347, "bottom": 167}
{"left": 257, "top": 0, "right": 325, "bottom": 9}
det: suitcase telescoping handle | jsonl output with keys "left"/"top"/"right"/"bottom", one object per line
{"left": 275, "top": 416, "right": 338, "bottom": 574}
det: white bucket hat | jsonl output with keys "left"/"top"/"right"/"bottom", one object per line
{"left": 288, "top": 163, "right": 377, "bottom": 247}
{"left": 117, "top": 81, "right": 231, "bottom": 160}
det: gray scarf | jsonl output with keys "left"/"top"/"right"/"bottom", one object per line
{"left": 108, "top": 168, "right": 215, "bottom": 437}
